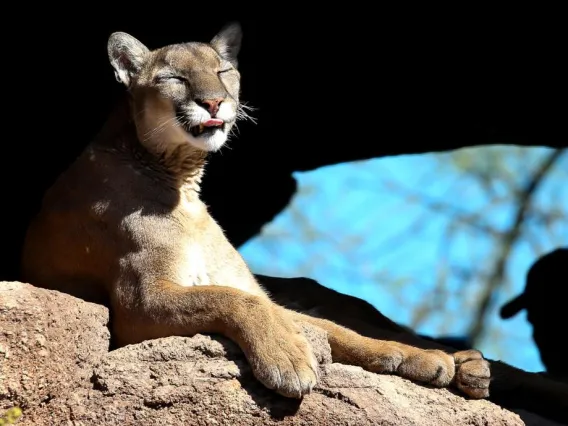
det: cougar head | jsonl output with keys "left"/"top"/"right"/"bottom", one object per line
{"left": 107, "top": 23, "right": 243, "bottom": 153}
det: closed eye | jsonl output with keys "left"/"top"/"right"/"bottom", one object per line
{"left": 218, "top": 69, "right": 233, "bottom": 74}
{"left": 156, "top": 75, "right": 187, "bottom": 83}
{"left": 167, "top": 76, "right": 187, "bottom": 83}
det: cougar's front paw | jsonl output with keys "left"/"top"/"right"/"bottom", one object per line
{"left": 249, "top": 317, "right": 319, "bottom": 399}
{"left": 453, "top": 349, "right": 491, "bottom": 398}
{"left": 397, "top": 349, "right": 456, "bottom": 387}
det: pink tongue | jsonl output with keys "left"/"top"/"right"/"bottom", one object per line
{"left": 203, "top": 119, "right": 224, "bottom": 127}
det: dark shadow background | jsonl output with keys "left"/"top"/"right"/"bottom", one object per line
{"left": 0, "top": 5, "right": 565, "bottom": 282}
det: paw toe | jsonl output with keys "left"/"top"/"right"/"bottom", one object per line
{"left": 251, "top": 331, "right": 319, "bottom": 399}
{"left": 454, "top": 349, "right": 484, "bottom": 365}
{"left": 398, "top": 350, "right": 454, "bottom": 387}
{"left": 277, "top": 364, "right": 317, "bottom": 398}
{"left": 455, "top": 359, "right": 491, "bottom": 399}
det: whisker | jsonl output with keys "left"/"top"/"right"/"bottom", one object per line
{"left": 142, "top": 116, "right": 179, "bottom": 141}
{"left": 236, "top": 102, "right": 258, "bottom": 125}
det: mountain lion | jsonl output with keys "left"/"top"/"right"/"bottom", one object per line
{"left": 20, "top": 22, "right": 490, "bottom": 400}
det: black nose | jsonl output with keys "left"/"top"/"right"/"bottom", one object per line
{"left": 196, "top": 98, "right": 224, "bottom": 116}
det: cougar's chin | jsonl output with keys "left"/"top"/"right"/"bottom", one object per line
{"left": 187, "top": 127, "right": 228, "bottom": 152}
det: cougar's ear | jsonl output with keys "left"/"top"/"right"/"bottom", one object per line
{"left": 107, "top": 32, "right": 150, "bottom": 87}
{"left": 210, "top": 22, "right": 242, "bottom": 67}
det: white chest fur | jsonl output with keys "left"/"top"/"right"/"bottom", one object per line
{"left": 174, "top": 239, "right": 265, "bottom": 297}
{"left": 172, "top": 192, "right": 265, "bottom": 297}
{"left": 175, "top": 241, "right": 211, "bottom": 287}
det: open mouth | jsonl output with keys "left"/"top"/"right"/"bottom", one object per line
{"left": 188, "top": 119, "right": 225, "bottom": 137}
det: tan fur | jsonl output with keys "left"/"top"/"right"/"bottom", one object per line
{"left": 20, "top": 23, "right": 490, "bottom": 399}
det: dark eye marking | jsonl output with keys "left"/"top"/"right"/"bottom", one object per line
{"left": 217, "top": 68, "right": 233, "bottom": 75}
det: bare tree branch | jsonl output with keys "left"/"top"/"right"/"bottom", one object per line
{"left": 410, "top": 221, "right": 456, "bottom": 329}
{"left": 468, "top": 148, "right": 566, "bottom": 345}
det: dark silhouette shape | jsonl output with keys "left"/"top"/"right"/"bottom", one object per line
{"left": 500, "top": 247, "right": 568, "bottom": 381}
{"left": 420, "top": 335, "right": 473, "bottom": 351}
